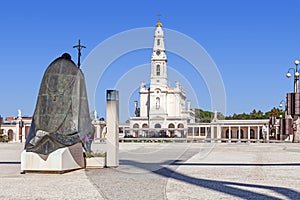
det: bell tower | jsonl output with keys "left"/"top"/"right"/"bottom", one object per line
{"left": 150, "top": 16, "right": 168, "bottom": 87}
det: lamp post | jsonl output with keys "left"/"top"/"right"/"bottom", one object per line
{"left": 278, "top": 100, "right": 292, "bottom": 140}
{"left": 286, "top": 60, "right": 300, "bottom": 142}
{"left": 279, "top": 100, "right": 286, "bottom": 111}
{"left": 286, "top": 60, "right": 300, "bottom": 93}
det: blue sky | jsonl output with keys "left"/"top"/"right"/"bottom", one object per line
{"left": 1, "top": 0, "right": 300, "bottom": 122}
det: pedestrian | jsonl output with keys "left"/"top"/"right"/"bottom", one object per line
{"left": 262, "top": 123, "right": 268, "bottom": 142}
{"left": 84, "top": 134, "right": 91, "bottom": 152}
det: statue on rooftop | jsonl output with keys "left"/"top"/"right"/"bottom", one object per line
{"left": 25, "top": 53, "right": 94, "bottom": 155}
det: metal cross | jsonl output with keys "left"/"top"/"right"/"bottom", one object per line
{"left": 73, "top": 39, "right": 86, "bottom": 68}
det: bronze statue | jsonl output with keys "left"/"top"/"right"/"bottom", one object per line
{"left": 25, "top": 53, "right": 94, "bottom": 155}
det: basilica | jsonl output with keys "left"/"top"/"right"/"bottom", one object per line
{"left": 129, "top": 19, "right": 195, "bottom": 137}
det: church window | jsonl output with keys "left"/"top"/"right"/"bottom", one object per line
{"left": 157, "top": 39, "right": 160, "bottom": 46}
{"left": 156, "top": 64, "right": 160, "bottom": 76}
{"left": 155, "top": 123, "right": 161, "bottom": 128}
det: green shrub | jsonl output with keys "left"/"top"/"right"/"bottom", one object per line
{"left": 0, "top": 129, "right": 8, "bottom": 142}
{"left": 85, "top": 151, "right": 106, "bottom": 158}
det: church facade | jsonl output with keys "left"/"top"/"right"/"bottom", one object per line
{"left": 129, "top": 20, "right": 195, "bottom": 138}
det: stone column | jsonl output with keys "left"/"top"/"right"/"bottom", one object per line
{"left": 21, "top": 126, "right": 25, "bottom": 143}
{"left": 267, "top": 125, "right": 270, "bottom": 142}
{"left": 106, "top": 90, "right": 119, "bottom": 167}
{"left": 210, "top": 125, "right": 214, "bottom": 142}
{"left": 248, "top": 126, "right": 250, "bottom": 142}
{"left": 257, "top": 126, "right": 260, "bottom": 142}
{"left": 228, "top": 126, "right": 231, "bottom": 143}
{"left": 238, "top": 126, "right": 241, "bottom": 142}
{"left": 15, "top": 124, "right": 18, "bottom": 142}
{"left": 217, "top": 125, "right": 222, "bottom": 142}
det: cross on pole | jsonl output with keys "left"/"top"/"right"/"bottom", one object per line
{"left": 73, "top": 39, "right": 86, "bottom": 68}
{"left": 157, "top": 13, "right": 161, "bottom": 21}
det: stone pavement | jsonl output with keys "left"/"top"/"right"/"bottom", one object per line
{"left": 0, "top": 142, "right": 300, "bottom": 199}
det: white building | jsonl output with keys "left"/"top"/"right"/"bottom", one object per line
{"left": 0, "top": 116, "right": 31, "bottom": 143}
{"left": 129, "top": 20, "right": 195, "bottom": 138}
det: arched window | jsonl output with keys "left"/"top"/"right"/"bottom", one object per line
{"left": 237, "top": 129, "right": 244, "bottom": 139}
{"left": 225, "top": 129, "right": 232, "bottom": 138}
{"left": 178, "top": 123, "right": 185, "bottom": 138}
{"left": 133, "top": 123, "right": 139, "bottom": 138}
{"left": 168, "top": 124, "right": 175, "bottom": 138}
{"left": 156, "top": 64, "right": 160, "bottom": 76}
{"left": 250, "top": 129, "right": 255, "bottom": 139}
{"left": 155, "top": 124, "right": 161, "bottom": 129}
{"left": 157, "top": 39, "right": 160, "bottom": 46}
{"left": 7, "top": 129, "right": 13, "bottom": 141}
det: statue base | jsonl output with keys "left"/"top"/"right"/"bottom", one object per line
{"left": 21, "top": 142, "right": 85, "bottom": 173}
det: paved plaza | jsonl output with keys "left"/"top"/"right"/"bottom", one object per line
{"left": 0, "top": 142, "right": 300, "bottom": 199}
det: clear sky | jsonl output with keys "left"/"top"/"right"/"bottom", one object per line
{"left": 1, "top": 0, "right": 300, "bottom": 122}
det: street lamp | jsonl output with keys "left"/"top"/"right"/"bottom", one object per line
{"left": 286, "top": 60, "right": 300, "bottom": 93}
{"left": 279, "top": 100, "right": 286, "bottom": 119}
{"left": 285, "top": 59, "right": 300, "bottom": 143}
{"left": 279, "top": 100, "right": 286, "bottom": 110}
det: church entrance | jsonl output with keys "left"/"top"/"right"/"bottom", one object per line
{"left": 7, "top": 129, "right": 13, "bottom": 141}
{"left": 178, "top": 123, "right": 185, "bottom": 137}
{"left": 154, "top": 123, "right": 166, "bottom": 137}
{"left": 133, "top": 123, "right": 139, "bottom": 137}
{"left": 168, "top": 123, "right": 175, "bottom": 137}
{"left": 142, "top": 123, "right": 148, "bottom": 137}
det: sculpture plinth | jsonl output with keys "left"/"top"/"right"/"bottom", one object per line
{"left": 21, "top": 142, "right": 85, "bottom": 173}
{"left": 22, "top": 53, "right": 94, "bottom": 172}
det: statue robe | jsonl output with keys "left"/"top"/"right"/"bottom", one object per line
{"left": 25, "top": 54, "right": 94, "bottom": 155}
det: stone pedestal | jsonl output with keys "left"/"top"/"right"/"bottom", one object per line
{"left": 86, "top": 157, "right": 106, "bottom": 168}
{"left": 21, "top": 142, "right": 85, "bottom": 173}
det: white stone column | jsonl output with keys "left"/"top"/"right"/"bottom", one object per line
{"left": 15, "top": 123, "right": 19, "bottom": 142}
{"left": 228, "top": 126, "right": 231, "bottom": 143}
{"left": 106, "top": 90, "right": 119, "bottom": 167}
{"left": 238, "top": 126, "right": 241, "bottom": 142}
{"left": 257, "top": 126, "right": 260, "bottom": 141}
{"left": 21, "top": 126, "right": 25, "bottom": 143}
{"left": 210, "top": 125, "right": 214, "bottom": 142}
{"left": 217, "top": 125, "right": 222, "bottom": 142}
{"left": 267, "top": 126, "right": 270, "bottom": 141}
{"left": 248, "top": 126, "right": 250, "bottom": 142}
{"left": 97, "top": 124, "right": 101, "bottom": 139}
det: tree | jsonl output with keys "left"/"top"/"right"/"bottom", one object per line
{"left": 0, "top": 129, "right": 8, "bottom": 142}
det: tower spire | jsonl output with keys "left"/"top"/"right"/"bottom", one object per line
{"left": 151, "top": 17, "right": 167, "bottom": 86}
{"left": 156, "top": 13, "right": 162, "bottom": 27}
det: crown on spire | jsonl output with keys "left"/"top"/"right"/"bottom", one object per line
{"left": 156, "top": 13, "right": 162, "bottom": 27}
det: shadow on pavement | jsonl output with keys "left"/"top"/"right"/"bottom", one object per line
{"left": 120, "top": 159, "right": 300, "bottom": 200}
{"left": 170, "top": 161, "right": 300, "bottom": 167}
{"left": 0, "top": 162, "right": 21, "bottom": 165}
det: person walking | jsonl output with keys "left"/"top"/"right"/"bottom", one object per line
{"left": 262, "top": 123, "right": 268, "bottom": 142}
